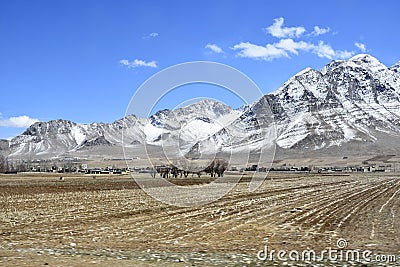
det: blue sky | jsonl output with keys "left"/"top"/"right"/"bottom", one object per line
{"left": 1, "top": 0, "right": 400, "bottom": 139}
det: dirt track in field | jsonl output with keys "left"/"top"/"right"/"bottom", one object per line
{"left": 0, "top": 172, "right": 399, "bottom": 266}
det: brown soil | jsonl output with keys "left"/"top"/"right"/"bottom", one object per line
{"left": 0, "top": 172, "right": 399, "bottom": 266}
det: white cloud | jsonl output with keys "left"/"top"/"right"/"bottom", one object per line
{"left": 312, "top": 41, "right": 335, "bottom": 59}
{"left": 355, "top": 42, "right": 367, "bottom": 52}
{"left": 205, "top": 43, "right": 224, "bottom": 53}
{"left": 142, "top": 32, "right": 159, "bottom": 39}
{"left": 232, "top": 39, "right": 354, "bottom": 61}
{"left": 275, "top": 39, "right": 314, "bottom": 54}
{"left": 266, "top": 18, "right": 330, "bottom": 38}
{"left": 232, "top": 42, "right": 288, "bottom": 61}
{"left": 0, "top": 115, "right": 39, "bottom": 128}
{"left": 266, "top": 17, "right": 305, "bottom": 38}
{"left": 232, "top": 18, "right": 355, "bottom": 61}
{"left": 119, "top": 59, "right": 157, "bottom": 68}
{"left": 310, "top": 26, "right": 330, "bottom": 36}
{"left": 313, "top": 41, "right": 354, "bottom": 59}
{"left": 336, "top": 50, "right": 355, "bottom": 59}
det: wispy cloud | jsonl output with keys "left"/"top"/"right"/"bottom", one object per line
{"left": 275, "top": 39, "right": 314, "bottom": 55}
{"left": 355, "top": 42, "right": 367, "bottom": 52}
{"left": 310, "top": 26, "right": 330, "bottom": 36}
{"left": 232, "top": 39, "right": 354, "bottom": 61}
{"left": 119, "top": 59, "right": 157, "bottom": 68}
{"left": 313, "top": 41, "right": 354, "bottom": 59}
{"left": 265, "top": 17, "right": 305, "bottom": 38}
{"left": 232, "top": 18, "right": 355, "bottom": 61}
{"left": 205, "top": 43, "right": 224, "bottom": 53}
{"left": 142, "top": 32, "right": 159, "bottom": 39}
{"left": 232, "top": 42, "right": 288, "bottom": 61}
{"left": 0, "top": 114, "right": 39, "bottom": 128}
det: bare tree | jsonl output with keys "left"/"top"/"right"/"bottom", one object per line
{"left": 0, "top": 155, "right": 9, "bottom": 173}
{"left": 16, "top": 162, "right": 29, "bottom": 172}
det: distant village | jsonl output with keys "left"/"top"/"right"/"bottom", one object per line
{"left": 0, "top": 155, "right": 396, "bottom": 175}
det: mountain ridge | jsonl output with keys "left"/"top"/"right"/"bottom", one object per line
{"left": 4, "top": 54, "right": 400, "bottom": 159}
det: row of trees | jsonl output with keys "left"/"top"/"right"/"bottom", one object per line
{"left": 0, "top": 156, "right": 86, "bottom": 173}
{"left": 0, "top": 155, "right": 32, "bottom": 173}
{"left": 0, "top": 155, "right": 10, "bottom": 173}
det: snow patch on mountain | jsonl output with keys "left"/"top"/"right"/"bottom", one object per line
{"left": 71, "top": 125, "right": 86, "bottom": 146}
{"left": 143, "top": 123, "right": 166, "bottom": 143}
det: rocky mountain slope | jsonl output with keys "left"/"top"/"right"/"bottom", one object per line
{"left": 270, "top": 54, "right": 400, "bottom": 149}
{"left": 5, "top": 54, "right": 400, "bottom": 159}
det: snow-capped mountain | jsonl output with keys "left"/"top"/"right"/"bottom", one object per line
{"left": 146, "top": 100, "right": 245, "bottom": 154}
{"left": 8, "top": 116, "right": 150, "bottom": 158}
{"left": 5, "top": 54, "right": 400, "bottom": 159}
{"left": 270, "top": 54, "right": 400, "bottom": 149}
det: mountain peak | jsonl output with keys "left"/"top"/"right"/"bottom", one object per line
{"left": 181, "top": 99, "right": 231, "bottom": 109}
{"left": 321, "top": 54, "right": 387, "bottom": 75}
{"left": 22, "top": 119, "right": 76, "bottom": 136}
{"left": 294, "top": 67, "right": 315, "bottom": 77}
{"left": 349, "top": 53, "right": 377, "bottom": 61}
{"left": 176, "top": 99, "right": 233, "bottom": 116}
{"left": 348, "top": 54, "right": 386, "bottom": 70}
{"left": 390, "top": 61, "right": 400, "bottom": 73}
